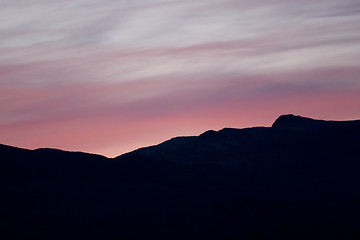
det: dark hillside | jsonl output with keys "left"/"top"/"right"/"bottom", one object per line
{"left": 1, "top": 114, "right": 359, "bottom": 239}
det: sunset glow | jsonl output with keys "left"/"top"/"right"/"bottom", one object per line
{"left": 1, "top": 0, "right": 360, "bottom": 157}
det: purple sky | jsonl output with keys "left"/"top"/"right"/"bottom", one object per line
{"left": 1, "top": 0, "right": 360, "bottom": 157}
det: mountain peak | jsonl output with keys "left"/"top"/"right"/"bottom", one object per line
{"left": 271, "top": 114, "right": 316, "bottom": 128}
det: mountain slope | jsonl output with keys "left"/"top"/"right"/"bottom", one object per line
{"left": 1, "top": 114, "right": 360, "bottom": 239}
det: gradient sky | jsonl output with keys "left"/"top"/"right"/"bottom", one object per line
{"left": 1, "top": 0, "right": 360, "bottom": 157}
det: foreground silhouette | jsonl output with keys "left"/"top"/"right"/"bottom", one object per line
{"left": 1, "top": 114, "right": 359, "bottom": 239}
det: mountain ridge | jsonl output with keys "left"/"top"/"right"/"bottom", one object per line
{"left": 1, "top": 114, "right": 360, "bottom": 239}
{"left": 1, "top": 114, "right": 359, "bottom": 158}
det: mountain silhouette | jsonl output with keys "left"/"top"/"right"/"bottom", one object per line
{"left": 1, "top": 114, "right": 359, "bottom": 239}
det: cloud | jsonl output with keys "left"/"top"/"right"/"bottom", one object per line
{"left": 1, "top": 0, "right": 360, "bottom": 156}
{"left": 1, "top": 66, "right": 360, "bottom": 156}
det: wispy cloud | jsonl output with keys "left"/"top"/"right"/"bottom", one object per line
{"left": 1, "top": 0, "right": 360, "bottom": 156}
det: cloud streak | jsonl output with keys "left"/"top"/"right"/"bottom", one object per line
{"left": 1, "top": 0, "right": 360, "bottom": 156}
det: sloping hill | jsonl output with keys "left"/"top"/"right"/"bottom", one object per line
{"left": 1, "top": 114, "right": 360, "bottom": 239}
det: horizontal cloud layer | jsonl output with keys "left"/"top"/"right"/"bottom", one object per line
{"left": 1, "top": 0, "right": 360, "bottom": 156}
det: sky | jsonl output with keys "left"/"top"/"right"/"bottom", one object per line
{"left": 1, "top": 0, "right": 360, "bottom": 157}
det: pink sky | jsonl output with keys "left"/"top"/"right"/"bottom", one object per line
{"left": 1, "top": 0, "right": 360, "bottom": 157}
